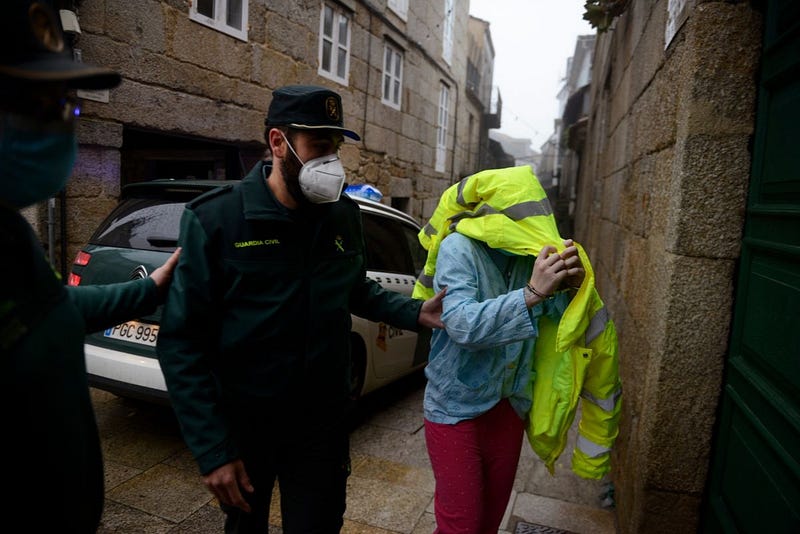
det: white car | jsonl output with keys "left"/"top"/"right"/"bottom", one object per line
{"left": 69, "top": 180, "right": 430, "bottom": 403}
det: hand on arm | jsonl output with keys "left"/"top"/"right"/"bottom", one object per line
{"left": 149, "top": 247, "right": 182, "bottom": 299}
{"left": 202, "top": 459, "right": 254, "bottom": 513}
{"left": 418, "top": 287, "right": 446, "bottom": 329}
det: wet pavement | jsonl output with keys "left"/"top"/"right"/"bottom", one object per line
{"left": 91, "top": 372, "right": 615, "bottom": 533}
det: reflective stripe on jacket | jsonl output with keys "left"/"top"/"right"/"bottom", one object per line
{"left": 413, "top": 165, "right": 622, "bottom": 479}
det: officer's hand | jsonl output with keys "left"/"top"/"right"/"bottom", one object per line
{"left": 419, "top": 287, "right": 446, "bottom": 329}
{"left": 149, "top": 247, "right": 181, "bottom": 297}
{"left": 202, "top": 459, "right": 255, "bottom": 513}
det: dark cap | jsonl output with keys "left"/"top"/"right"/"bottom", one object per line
{"left": 0, "top": 1, "right": 121, "bottom": 89}
{"left": 266, "top": 85, "right": 360, "bottom": 141}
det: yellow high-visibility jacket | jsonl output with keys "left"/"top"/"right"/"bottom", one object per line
{"left": 413, "top": 165, "right": 622, "bottom": 479}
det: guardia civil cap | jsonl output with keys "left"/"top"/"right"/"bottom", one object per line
{"left": 266, "top": 85, "right": 360, "bottom": 141}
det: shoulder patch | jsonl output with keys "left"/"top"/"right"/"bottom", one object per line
{"left": 186, "top": 184, "right": 235, "bottom": 209}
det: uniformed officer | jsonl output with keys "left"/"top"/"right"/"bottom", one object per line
{"left": 0, "top": 2, "right": 180, "bottom": 531}
{"left": 157, "top": 85, "right": 445, "bottom": 533}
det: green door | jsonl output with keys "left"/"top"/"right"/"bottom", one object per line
{"left": 702, "top": 1, "right": 800, "bottom": 532}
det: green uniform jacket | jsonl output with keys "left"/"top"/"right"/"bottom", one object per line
{"left": 157, "top": 162, "right": 423, "bottom": 475}
{"left": 1, "top": 205, "right": 161, "bottom": 533}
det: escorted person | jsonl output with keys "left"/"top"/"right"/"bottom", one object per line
{"left": 157, "top": 84, "right": 445, "bottom": 533}
{"left": 1, "top": 2, "right": 180, "bottom": 532}
{"left": 413, "top": 165, "right": 621, "bottom": 533}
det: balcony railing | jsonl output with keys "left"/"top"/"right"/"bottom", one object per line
{"left": 484, "top": 86, "right": 501, "bottom": 129}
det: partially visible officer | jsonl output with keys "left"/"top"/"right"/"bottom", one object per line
{"left": 0, "top": 2, "right": 180, "bottom": 532}
{"left": 157, "top": 85, "right": 445, "bottom": 533}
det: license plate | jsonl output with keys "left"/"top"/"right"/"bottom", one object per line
{"left": 104, "top": 320, "right": 159, "bottom": 347}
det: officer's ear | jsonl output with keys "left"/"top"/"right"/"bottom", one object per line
{"left": 268, "top": 128, "right": 288, "bottom": 159}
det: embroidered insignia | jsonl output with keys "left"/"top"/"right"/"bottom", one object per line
{"left": 325, "top": 96, "right": 340, "bottom": 121}
{"left": 376, "top": 322, "right": 387, "bottom": 352}
{"left": 334, "top": 235, "right": 344, "bottom": 252}
{"left": 234, "top": 239, "right": 280, "bottom": 248}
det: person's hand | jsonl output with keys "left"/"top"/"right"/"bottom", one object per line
{"left": 418, "top": 287, "right": 446, "bottom": 329}
{"left": 528, "top": 245, "right": 568, "bottom": 297}
{"left": 202, "top": 459, "right": 255, "bottom": 513}
{"left": 149, "top": 247, "right": 181, "bottom": 297}
{"left": 559, "top": 239, "right": 585, "bottom": 289}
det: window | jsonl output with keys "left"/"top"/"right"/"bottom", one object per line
{"left": 382, "top": 42, "right": 403, "bottom": 109}
{"left": 120, "top": 128, "right": 260, "bottom": 186}
{"left": 91, "top": 199, "right": 188, "bottom": 251}
{"left": 665, "top": 0, "right": 689, "bottom": 49}
{"left": 362, "top": 213, "right": 417, "bottom": 275}
{"left": 442, "top": 0, "right": 454, "bottom": 64}
{"left": 435, "top": 83, "right": 449, "bottom": 173}
{"left": 404, "top": 223, "right": 427, "bottom": 275}
{"left": 190, "top": 0, "right": 248, "bottom": 41}
{"left": 318, "top": 2, "right": 351, "bottom": 85}
{"left": 388, "top": 0, "right": 408, "bottom": 19}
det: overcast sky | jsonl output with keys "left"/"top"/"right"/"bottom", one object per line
{"left": 467, "top": 0, "right": 595, "bottom": 151}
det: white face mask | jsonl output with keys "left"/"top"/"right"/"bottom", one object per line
{"left": 282, "top": 133, "right": 346, "bottom": 204}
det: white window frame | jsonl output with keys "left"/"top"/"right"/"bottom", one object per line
{"left": 318, "top": 2, "right": 352, "bottom": 85}
{"left": 388, "top": 0, "right": 408, "bottom": 20}
{"left": 435, "top": 83, "right": 450, "bottom": 173}
{"left": 189, "top": 0, "right": 248, "bottom": 42}
{"left": 442, "top": 0, "right": 454, "bottom": 65}
{"left": 381, "top": 42, "right": 403, "bottom": 110}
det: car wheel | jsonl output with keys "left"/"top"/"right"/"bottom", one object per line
{"left": 349, "top": 333, "right": 366, "bottom": 400}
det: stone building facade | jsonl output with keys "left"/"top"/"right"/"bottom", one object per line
{"left": 555, "top": 34, "right": 595, "bottom": 238}
{"left": 465, "top": 15, "right": 501, "bottom": 173}
{"left": 29, "top": 0, "right": 495, "bottom": 277}
{"left": 575, "top": 0, "right": 798, "bottom": 532}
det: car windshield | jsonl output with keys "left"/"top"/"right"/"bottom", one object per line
{"left": 90, "top": 198, "right": 185, "bottom": 251}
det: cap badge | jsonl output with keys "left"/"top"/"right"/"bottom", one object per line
{"left": 325, "top": 96, "right": 340, "bottom": 121}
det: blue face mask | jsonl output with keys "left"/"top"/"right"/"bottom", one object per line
{"left": 0, "top": 114, "right": 77, "bottom": 209}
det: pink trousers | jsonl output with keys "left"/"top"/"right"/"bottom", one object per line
{"left": 424, "top": 399, "right": 525, "bottom": 534}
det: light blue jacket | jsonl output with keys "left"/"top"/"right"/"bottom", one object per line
{"left": 423, "top": 232, "right": 567, "bottom": 424}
